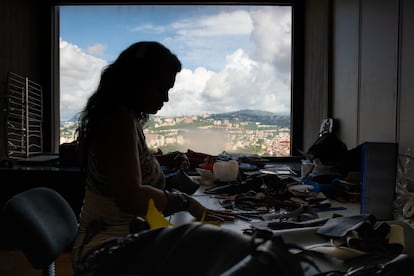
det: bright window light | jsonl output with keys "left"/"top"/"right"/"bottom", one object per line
{"left": 59, "top": 5, "right": 292, "bottom": 156}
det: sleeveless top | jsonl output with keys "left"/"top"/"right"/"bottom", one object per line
{"left": 72, "top": 119, "right": 165, "bottom": 268}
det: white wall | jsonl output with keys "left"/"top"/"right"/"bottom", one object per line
{"left": 332, "top": 0, "right": 414, "bottom": 156}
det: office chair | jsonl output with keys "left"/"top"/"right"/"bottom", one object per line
{"left": 2, "top": 187, "right": 78, "bottom": 276}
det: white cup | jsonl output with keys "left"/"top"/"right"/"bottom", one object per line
{"left": 213, "top": 160, "right": 239, "bottom": 182}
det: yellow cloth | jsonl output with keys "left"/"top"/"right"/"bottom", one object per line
{"left": 145, "top": 198, "right": 173, "bottom": 229}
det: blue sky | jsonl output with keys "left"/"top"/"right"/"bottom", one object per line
{"left": 59, "top": 5, "right": 292, "bottom": 121}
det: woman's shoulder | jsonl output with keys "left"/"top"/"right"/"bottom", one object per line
{"left": 96, "top": 105, "right": 137, "bottom": 138}
{"left": 111, "top": 105, "right": 135, "bottom": 119}
{"left": 106, "top": 105, "right": 136, "bottom": 125}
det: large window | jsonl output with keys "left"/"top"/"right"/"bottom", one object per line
{"left": 59, "top": 3, "right": 298, "bottom": 156}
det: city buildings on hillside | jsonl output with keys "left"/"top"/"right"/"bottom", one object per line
{"left": 60, "top": 113, "right": 290, "bottom": 156}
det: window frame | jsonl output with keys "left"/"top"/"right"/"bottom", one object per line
{"left": 50, "top": 0, "right": 304, "bottom": 156}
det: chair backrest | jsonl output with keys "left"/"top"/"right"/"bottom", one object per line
{"left": 2, "top": 187, "right": 78, "bottom": 272}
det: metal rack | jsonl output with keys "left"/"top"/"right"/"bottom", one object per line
{"left": 6, "top": 72, "right": 43, "bottom": 159}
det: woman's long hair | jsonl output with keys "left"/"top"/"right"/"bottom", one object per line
{"left": 76, "top": 41, "right": 181, "bottom": 166}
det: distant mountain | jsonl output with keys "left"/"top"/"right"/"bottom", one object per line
{"left": 210, "top": 109, "right": 290, "bottom": 128}
{"left": 63, "top": 109, "right": 290, "bottom": 128}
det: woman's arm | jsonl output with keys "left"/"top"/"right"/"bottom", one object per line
{"left": 98, "top": 108, "right": 233, "bottom": 221}
{"left": 98, "top": 108, "right": 167, "bottom": 217}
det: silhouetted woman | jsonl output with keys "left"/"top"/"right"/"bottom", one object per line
{"left": 72, "top": 41, "right": 233, "bottom": 270}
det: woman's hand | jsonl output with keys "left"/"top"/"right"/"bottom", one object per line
{"left": 187, "top": 197, "right": 234, "bottom": 222}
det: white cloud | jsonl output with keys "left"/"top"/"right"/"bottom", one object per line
{"left": 60, "top": 6, "right": 291, "bottom": 121}
{"left": 131, "top": 24, "right": 166, "bottom": 34}
{"left": 60, "top": 39, "right": 107, "bottom": 121}
{"left": 159, "top": 44, "right": 290, "bottom": 117}
{"left": 136, "top": 9, "right": 255, "bottom": 71}
{"left": 250, "top": 7, "right": 292, "bottom": 73}
{"left": 160, "top": 7, "right": 291, "bottom": 116}
{"left": 86, "top": 43, "right": 107, "bottom": 57}
{"left": 171, "top": 10, "right": 253, "bottom": 37}
{"left": 158, "top": 67, "right": 214, "bottom": 117}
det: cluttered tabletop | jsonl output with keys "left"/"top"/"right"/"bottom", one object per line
{"left": 163, "top": 151, "right": 414, "bottom": 275}
{"left": 170, "top": 153, "right": 361, "bottom": 230}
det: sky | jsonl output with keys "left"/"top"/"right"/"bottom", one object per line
{"left": 59, "top": 5, "right": 292, "bottom": 121}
